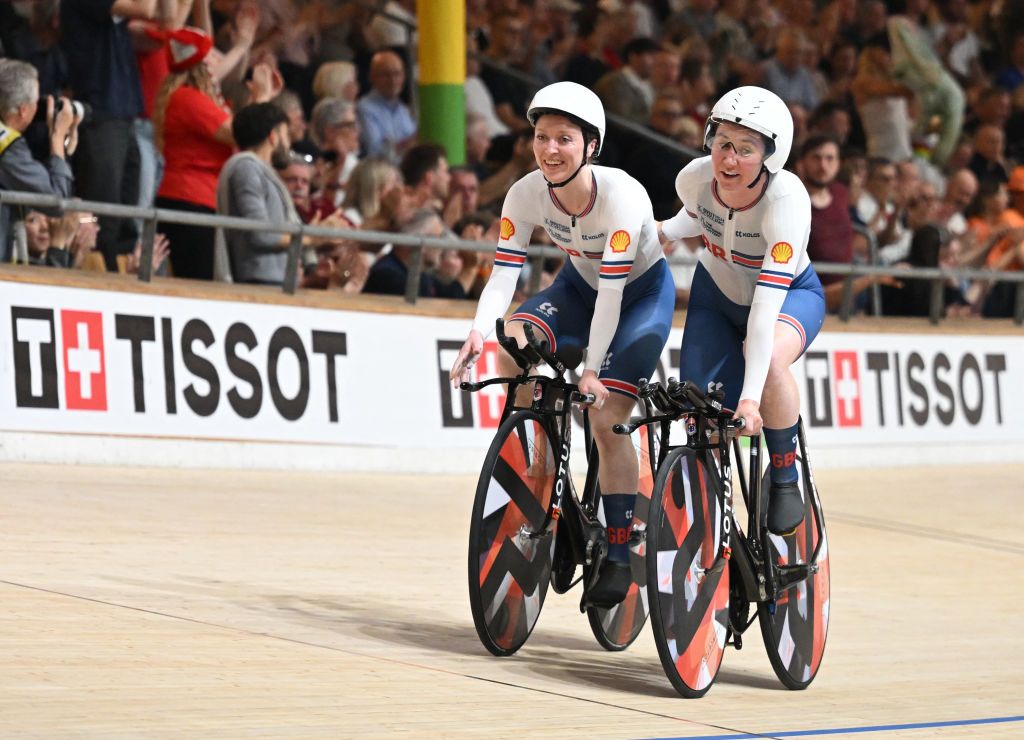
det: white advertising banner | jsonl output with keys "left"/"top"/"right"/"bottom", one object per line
{"left": 1, "top": 281, "right": 1021, "bottom": 465}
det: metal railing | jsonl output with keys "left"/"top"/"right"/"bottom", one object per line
{"left": 0, "top": 189, "right": 564, "bottom": 302}
{"left": 2, "top": 189, "right": 1022, "bottom": 324}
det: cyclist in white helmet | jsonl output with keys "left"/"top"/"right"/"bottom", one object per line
{"left": 451, "top": 81, "right": 676, "bottom": 606}
{"left": 660, "top": 86, "right": 826, "bottom": 536}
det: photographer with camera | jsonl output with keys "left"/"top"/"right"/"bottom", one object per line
{"left": 0, "top": 58, "right": 80, "bottom": 263}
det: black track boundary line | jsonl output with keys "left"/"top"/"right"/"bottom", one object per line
{"left": 1, "top": 578, "right": 759, "bottom": 737}
{"left": 826, "top": 510, "right": 1024, "bottom": 555}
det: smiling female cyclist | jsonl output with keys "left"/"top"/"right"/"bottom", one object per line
{"left": 660, "top": 86, "right": 825, "bottom": 536}
{"left": 450, "top": 81, "right": 675, "bottom": 606}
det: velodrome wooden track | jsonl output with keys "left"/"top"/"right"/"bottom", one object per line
{"left": 2, "top": 461, "right": 1022, "bottom": 738}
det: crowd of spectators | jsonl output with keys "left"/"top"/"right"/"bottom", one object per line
{"left": 1, "top": 0, "right": 1022, "bottom": 318}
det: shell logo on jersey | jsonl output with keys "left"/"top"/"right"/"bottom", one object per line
{"left": 770, "top": 241, "right": 794, "bottom": 264}
{"left": 499, "top": 218, "right": 515, "bottom": 240}
{"left": 609, "top": 230, "right": 631, "bottom": 253}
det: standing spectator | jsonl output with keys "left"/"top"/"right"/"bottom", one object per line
{"left": 887, "top": 1, "right": 965, "bottom": 167}
{"left": 400, "top": 143, "right": 451, "bottom": 214}
{"left": 761, "top": 29, "right": 820, "bottom": 112}
{"left": 153, "top": 27, "right": 233, "bottom": 280}
{"left": 60, "top": 0, "right": 157, "bottom": 271}
{"left": 0, "top": 59, "right": 78, "bottom": 263}
{"left": 128, "top": 0, "right": 198, "bottom": 240}
{"left": 594, "top": 37, "right": 660, "bottom": 125}
{"left": 216, "top": 102, "right": 344, "bottom": 285}
{"left": 852, "top": 39, "right": 915, "bottom": 164}
{"left": 356, "top": 50, "right": 417, "bottom": 161}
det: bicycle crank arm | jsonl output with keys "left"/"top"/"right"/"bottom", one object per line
{"left": 774, "top": 562, "right": 819, "bottom": 592}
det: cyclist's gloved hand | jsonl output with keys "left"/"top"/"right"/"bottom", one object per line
{"left": 578, "top": 370, "right": 609, "bottom": 410}
{"left": 450, "top": 329, "right": 484, "bottom": 387}
{"left": 735, "top": 398, "right": 762, "bottom": 436}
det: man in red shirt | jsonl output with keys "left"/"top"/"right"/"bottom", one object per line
{"left": 798, "top": 134, "right": 890, "bottom": 312}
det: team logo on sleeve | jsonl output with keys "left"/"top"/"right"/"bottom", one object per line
{"left": 499, "top": 218, "right": 515, "bottom": 240}
{"left": 770, "top": 241, "right": 794, "bottom": 264}
{"left": 609, "top": 230, "right": 631, "bottom": 253}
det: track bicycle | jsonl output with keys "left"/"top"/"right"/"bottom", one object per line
{"left": 614, "top": 378, "right": 830, "bottom": 697}
{"left": 462, "top": 319, "right": 658, "bottom": 656}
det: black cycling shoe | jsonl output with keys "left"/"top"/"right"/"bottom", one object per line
{"left": 767, "top": 482, "right": 805, "bottom": 536}
{"left": 586, "top": 561, "right": 632, "bottom": 608}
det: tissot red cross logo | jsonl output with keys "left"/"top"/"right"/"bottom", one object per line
{"left": 60, "top": 311, "right": 107, "bottom": 411}
{"left": 474, "top": 341, "right": 506, "bottom": 428}
{"left": 832, "top": 350, "right": 861, "bottom": 427}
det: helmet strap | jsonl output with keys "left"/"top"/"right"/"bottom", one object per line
{"left": 545, "top": 157, "right": 587, "bottom": 189}
{"left": 543, "top": 137, "right": 593, "bottom": 190}
{"left": 747, "top": 164, "right": 768, "bottom": 189}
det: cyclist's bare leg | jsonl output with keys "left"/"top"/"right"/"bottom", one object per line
{"left": 759, "top": 323, "right": 803, "bottom": 429}
{"left": 588, "top": 393, "right": 639, "bottom": 492}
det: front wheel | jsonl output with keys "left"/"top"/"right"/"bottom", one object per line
{"left": 468, "top": 410, "right": 560, "bottom": 656}
{"left": 758, "top": 455, "right": 830, "bottom": 689}
{"left": 647, "top": 446, "right": 730, "bottom": 698}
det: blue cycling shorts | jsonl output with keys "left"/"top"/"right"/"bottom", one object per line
{"left": 678, "top": 263, "right": 825, "bottom": 409}
{"left": 510, "top": 259, "right": 676, "bottom": 399}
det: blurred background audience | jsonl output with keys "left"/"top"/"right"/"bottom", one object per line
{"left": 0, "top": 0, "right": 1021, "bottom": 315}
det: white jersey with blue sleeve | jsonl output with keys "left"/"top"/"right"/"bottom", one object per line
{"left": 661, "top": 156, "right": 812, "bottom": 404}
{"left": 471, "top": 166, "right": 665, "bottom": 373}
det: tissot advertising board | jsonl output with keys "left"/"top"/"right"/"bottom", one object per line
{"left": 2, "top": 281, "right": 1020, "bottom": 452}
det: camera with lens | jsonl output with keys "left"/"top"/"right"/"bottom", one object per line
{"left": 34, "top": 96, "right": 92, "bottom": 126}
{"left": 54, "top": 98, "right": 92, "bottom": 125}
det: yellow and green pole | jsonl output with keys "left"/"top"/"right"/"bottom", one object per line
{"left": 416, "top": 0, "right": 465, "bottom": 165}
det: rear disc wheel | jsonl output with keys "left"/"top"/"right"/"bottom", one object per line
{"left": 758, "top": 458, "right": 831, "bottom": 689}
{"left": 587, "top": 421, "right": 658, "bottom": 651}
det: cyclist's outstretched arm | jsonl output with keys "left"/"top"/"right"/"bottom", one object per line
{"left": 739, "top": 190, "right": 811, "bottom": 413}
{"left": 451, "top": 183, "right": 534, "bottom": 385}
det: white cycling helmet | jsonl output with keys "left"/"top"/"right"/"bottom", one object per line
{"left": 704, "top": 86, "right": 793, "bottom": 174}
{"left": 527, "top": 81, "right": 606, "bottom": 156}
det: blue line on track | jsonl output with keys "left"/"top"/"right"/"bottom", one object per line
{"left": 651, "top": 714, "right": 1024, "bottom": 739}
